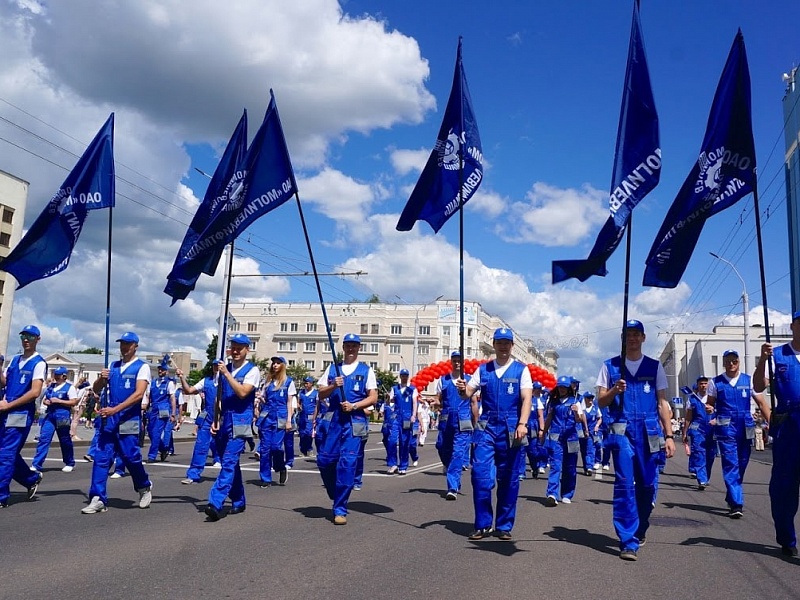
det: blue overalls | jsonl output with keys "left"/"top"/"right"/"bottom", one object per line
{"left": 713, "top": 373, "right": 756, "bottom": 512}
{"left": 599, "top": 405, "right": 612, "bottom": 468}
{"left": 382, "top": 400, "right": 400, "bottom": 468}
{"left": 686, "top": 394, "right": 716, "bottom": 486}
{"left": 524, "top": 397, "right": 546, "bottom": 477}
{"left": 147, "top": 377, "right": 173, "bottom": 461}
{"left": 0, "top": 354, "right": 45, "bottom": 504}
{"left": 316, "top": 363, "right": 370, "bottom": 517}
{"left": 257, "top": 378, "right": 292, "bottom": 484}
{"left": 88, "top": 360, "right": 151, "bottom": 504}
{"left": 436, "top": 374, "right": 472, "bottom": 493}
{"left": 394, "top": 384, "right": 417, "bottom": 471}
{"left": 32, "top": 381, "right": 76, "bottom": 470}
{"left": 605, "top": 355, "right": 662, "bottom": 552}
{"left": 545, "top": 396, "right": 581, "bottom": 501}
{"left": 314, "top": 396, "right": 330, "bottom": 454}
{"left": 208, "top": 362, "right": 256, "bottom": 511}
{"left": 297, "top": 388, "right": 318, "bottom": 456}
{"left": 581, "top": 402, "right": 602, "bottom": 471}
{"left": 185, "top": 377, "right": 221, "bottom": 482}
{"left": 769, "top": 343, "right": 800, "bottom": 550}
{"left": 471, "top": 361, "right": 527, "bottom": 533}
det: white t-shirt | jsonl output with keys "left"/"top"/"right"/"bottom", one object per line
{"left": 389, "top": 385, "right": 418, "bottom": 401}
{"left": 319, "top": 362, "right": 377, "bottom": 391}
{"left": 52, "top": 381, "right": 78, "bottom": 401}
{"left": 467, "top": 360, "right": 533, "bottom": 391}
{"left": 707, "top": 374, "right": 760, "bottom": 401}
{"left": 4, "top": 352, "right": 47, "bottom": 382}
{"left": 231, "top": 363, "right": 261, "bottom": 388}
{"left": 596, "top": 357, "right": 667, "bottom": 391}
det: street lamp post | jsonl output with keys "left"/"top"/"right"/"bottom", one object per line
{"left": 396, "top": 295, "right": 443, "bottom": 374}
{"left": 710, "top": 252, "right": 749, "bottom": 373}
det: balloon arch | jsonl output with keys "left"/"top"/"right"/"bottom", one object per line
{"left": 411, "top": 359, "right": 556, "bottom": 391}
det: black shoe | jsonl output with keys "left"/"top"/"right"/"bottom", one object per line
{"left": 27, "top": 472, "right": 43, "bottom": 501}
{"left": 259, "top": 481, "right": 272, "bottom": 488}
{"left": 497, "top": 530, "right": 512, "bottom": 541}
{"left": 620, "top": 549, "right": 638, "bottom": 561}
{"left": 468, "top": 527, "right": 493, "bottom": 540}
{"left": 729, "top": 507, "right": 744, "bottom": 519}
{"left": 638, "top": 536, "right": 647, "bottom": 546}
{"left": 279, "top": 469, "right": 288, "bottom": 486}
{"left": 781, "top": 546, "right": 799, "bottom": 557}
{"left": 204, "top": 504, "right": 221, "bottom": 522}
{"left": 0, "top": 502, "right": 7, "bottom": 508}
{"left": 159, "top": 451, "right": 168, "bottom": 462}
{"left": 83, "top": 455, "right": 93, "bottom": 462}
{"left": 229, "top": 505, "right": 246, "bottom": 515}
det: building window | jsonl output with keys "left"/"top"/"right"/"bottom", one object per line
{"left": 418, "top": 325, "right": 431, "bottom": 336}
{"left": 323, "top": 342, "right": 331, "bottom": 352}
{"left": 280, "top": 322, "right": 288, "bottom": 332}
{"left": 0, "top": 279, "right": 4, "bottom": 295}
{"left": 467, "top": 328, "right": 473, "bottom": 337}
{"left": 304, "top": 360, "right": 315, "bottom": 370}
{"left": 418, "top": 345, "right": 429, "bottom": 355}
{"left": 328, "top": 323, "right": 336, "bottom": 333}
{"left": 418, "top": 363, "right": 428, "bottom": 370}
{"left": 323, "top": 360, "right": 332, "bottom": 371}
{"left": 228, "top": 321, "right": 239, "bottom": 332}
{"left": 305, "top": 342, "right": 316, "bottom": 352}
{"left": 251, "top": 341, "right": 258, "bottom": 351}
{"left": 391, "top": 324, "right": 402, "bottom": 335}
{"left": 369, "top": 361, "right": 378, "bottom": 369}
{"left": 1, "top": 208, "right": 12, "bottom": 224}
{"left": 290, "top": 322, "right": 298, "bottom": 332}
{"left": 443, "top": 346, "right": 450, "bottom": 356}
{"left": 443, "top": 326, "right": 451, "bottom": 336}
{"left": 307, "top": 323, "right": 317, "bottom": 332}
{"left": 389, "top": 344, "right": 401, "bottom": 354}
{"left": 0, "top": 232, "right": 11, "bottom": 247}
{"left": 247, "top": 322, "right": 257, "bottom": 332}
{"left": 389, "top": 362, "right": 400, "bottom": 372}
{"left": 278, "top": 341, "right": 297, "bottom": 352}
{"left": 287, "top": 359, "right": 296, "bottom": 366}
{"left": 466, "top": 347, "right": 472, "bottom": 356}
{"left": 360, "top": 323, "right": 369, "bottom": 334}
{"left": 371, "top": 324, "right": 379, "bottom": 334}
{"left": 369, "top": 343, "right": 379, "bottom": 354}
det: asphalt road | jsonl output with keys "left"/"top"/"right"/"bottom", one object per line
{"left": 3, "top": 437, "right": 798, "bottom": 600}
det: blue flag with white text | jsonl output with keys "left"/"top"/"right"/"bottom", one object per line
{"left": 552, "top": 1, "right": 660, "bottom": 283}
{"left": 0, "top": 114, "right": 115, "bottom": 289}
{"left": 643, "top": 30, "right": 755, "bottom": 288}
{"left": 396, "top": 37, "right": 483, "bottom": 233}
{"left": 164, "top": 110, "right": 248, "bottom": 304}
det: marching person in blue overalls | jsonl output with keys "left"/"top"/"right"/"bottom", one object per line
{"left": 381, "top": 383, "right": 400, "bottom": 473}
{"left": 707, "top": 349, "right": 769, "bottom": 519}
{"left": 297, "top": 376, "right": 318, "bottom": 457}
{"left": 177, "top": 359, "right": 222, "bottom": 484}
{"left": 82, "top": 332, "right": 153, "bottom": 514}
{"left": 32, "top": 366, "right": 79, "bottom": 472}
{"left": 754, "top": 309, "right": 800, "bottom": 557}
{"left": 523, "top": 381, "right": 546, "bottom": 479}
{"left": 682, "top": 376, "right": 716, "bottom": 490}
{"left": 0, "top": 325, "right": 46, "bottom": 507}
{"left": 542, "top": 376, "right": 586, "bottom": 506}
{"left": 457, "top": 328, "right": 533, "bottom": 541}
{"left": 312, "top": 386, "right": 330, "bottom": 455}
{"left": 205, "top": 333, "right": 260, "bottom": 521}
{"left": 316, "top": 333, "right": 378, "bottom": 525}
{"left": 435, "top": 351, "right": 473, "bottom": 499}
{"left": 391, "top": 369, "right": 418, "bottom": 474}
{"left": 256, "top": 356, "right": 295, "bottom": 487}
{"left": 596, "top": 320, "right": 675, "bottom": 560}
{"left": 580, "top": 391, "right": 603, "bottom": 474}
{"left": 146, "top": 359, "right": 176, "bottom": 463}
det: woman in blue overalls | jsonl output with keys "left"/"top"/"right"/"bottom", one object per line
{"left": 581, "top": 392, "right": 603, "bottom": 473}
{"left": 32, "top": 366, "right": 78, "bottom": 472}
{"left": 256, "top": 356, "right": 295, "bottom": 487}
{"left": 542, "top": 376, "right": 586, "bottom": 505}
{"left": 381, "top": 391, "right": 400, "bottom": 473}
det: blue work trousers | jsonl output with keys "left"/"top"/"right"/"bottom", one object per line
{"left": 317, "top": 418, "right": 362, "bottom": 517}
{"left": 33, "top": 412, "right": 75, "bottom": 469}
{"left": 0, "top": 421, "right": 38, "bottom": 504}
{"left": 770, "top": 412, "right": 800, "bottom": 549}
{"left": 436, "top": 424, "right": 471, "bottom": 492}
{"left": 208, "top": 434, "right": 246, "bottom": 511}
{"left": 471, "top": 422, "right": 524, "bottom": 532}
{"left": 546, "top": 437, "right": 578, "bottom": 500}
{"left": 258, "top": 422, "right": 286, "bottom": 483}
{"left": 88, "top": 431, "right": 150, "bottom": 505}
{"left": 186, "top": 417, "right": 219, "bottom": 481}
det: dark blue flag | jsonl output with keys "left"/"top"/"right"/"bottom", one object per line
{"left": 552, "top": 1, "right": 660, "bottom": 283}
{"left": 164, "top": 110, "right": 248, "bottom": 304}
{"left": 396, "top": 37, "right": 483, "bottom": 233}
{"left": 644, "top": 30, "right": 755, "bottom": 288}
{"left": 0, "top": 114, "right": 115, "bottom": 289}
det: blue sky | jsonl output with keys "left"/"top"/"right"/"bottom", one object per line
{"left": 0, "top": 1, "right": 798, "bottom": 382}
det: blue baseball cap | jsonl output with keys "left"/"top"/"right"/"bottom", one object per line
{"left": 229, "top": 333, "right": 251, "bottom": 346}
{"left": 583, "top": 391, "right": 595, "bottom": 398}
{"left": 792, "top": 310, "right": 800, "bottom": 322}
{"left": 450, "top": 350, "right": 462, "bottom": 358}
{"left": 399, "top": 368, "right": 410, "bottom": 376}
{"left": 556, "top": 375, "right": 572, "bottom": 388}
{"left": 116, "top": 331, "right": 139, "bottom": 343}
{"left": 271, "top": 356, "right": 286, "bottom": 364}
{"left": 52, "top": 366, "right": 68, "bottom": 376}
{"left": 533, "top": 381, "right": 542, "bottom": 389}
{"left": 303, "top": 376, "right": 315, "bottom": 383}
{"left": 722, "top": 349, "right": 739, "bottom": 358}
{"left": 571, "top": 377, "right": 580, "bottom": 384}
{"left": 625, "top": 320, "right": 644, "bottom": 333}
{"left": 696, "top": 375, "right": 708, "bottom": 383}
{"left": 20, "top": 325, "right": 41, "bottom": 337}
{"left": 493, "top": 328, "right": 513, "bottom": 341}
{"left": 342, "top": 333, "right": 361, "bottom": 344}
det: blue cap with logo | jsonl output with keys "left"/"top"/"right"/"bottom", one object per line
{"left": 303, "top": 376, "right": 315, "bottom": 383}
{"left": 342, "top": 333, "right": 361, "bottom": 344}
{"left": 116, "top": 331, "right": 139, "bottom": 343}
{"left": 271, "top": 356, "right": 286, "bottom": 364}
{"left": 793, "top": 310, "right": 800, "bottom": 322}
{"left": 625, "top": 320, "right": 644, "bottom": 333}
{"left": 556, "top": 375, "right": 572, "bottom": 388}
{"left": 533, "top": 381, "right": 542, "bottom": 389}
{"left": 493, "top": 327, "right": 513, "bottom": 341}
{"left": 20, "top": 325, "right": 41, "bottom": 337}
{"left": 696, "top": 375, "right": 708, "bottom": 383}
{"left": 723, "top": 349, "right": 739, "bottom": 358}
{"left": 451, "top": 350, "right": 462, "bottom": 358}
{"left": 229, "top": 333, "right": 251, "bottom": 346}
{"left": 399, "top": 368, "right": 410, "bottom": 376}
{"left": 52, "top": 366, "right": 68, "bottom": 376}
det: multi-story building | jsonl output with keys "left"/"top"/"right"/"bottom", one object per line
{"left": 784, "top": 66, "right": 800, "bottom": 314}
{"left": 227, "top": 299, "right": 557, "bottom": 378}
{"left": 0, "top": 170, "right": 29, "bottom": 354}
{"left": 45, "top": 351, "right": 202, "bottom": 384}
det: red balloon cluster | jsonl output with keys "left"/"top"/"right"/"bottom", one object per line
{"left": 411, "top": 359, "right": 556, "bottom": 391}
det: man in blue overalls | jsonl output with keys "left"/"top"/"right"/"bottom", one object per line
{"left": 708, "top": 349, "right": 769, "bottom": 519}
{"left": 297, "top": 376, "right": 318, "bottom": 458}
{"left": 82, "top": 332, "right": 153, "bottom": 514}
{"left": 0, "top": 325, "right": 46, "bottom": 507}
{"left": 682, "top": 376, "right": 716, "bottom": 490}
{"left": 205, "top": 333, "right": 260, "bottom": 521}
{"left": 32, "top": 366, "right": 79, "bottom": 472}
{"left": 316, "top": 333, "right": 377, "bottom": 525}
{"left": 436, "top": 351, "right": 473, "bottom": 500}
{"left": 391, "top": 369, "right": 417, "bottom": 474}
{"left": 177, "top": 360, "right": 222, "bottom": 484}
{"left": 458, "top": 328, "right": 532, "bottom": 540}
{"left": 146, "top": 360, "right": 176, "bottom": 463}
{"left": 596, "top": 320, "right": 675, "bottom": 560}
{"left": 754, "top": 310, "right": 799, "bottom": 557}
{"left": 381, "top": 384, "right": 400, "bottom": 473}
{"left": 524, "top": 381, "right": 546, "bottom": 479}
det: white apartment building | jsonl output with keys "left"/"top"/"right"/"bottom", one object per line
{"left": 227, "top": 299, "right": 558, "bottom": 378}
{"left": 0, "top": 170, "right": 29, "bottom": 354}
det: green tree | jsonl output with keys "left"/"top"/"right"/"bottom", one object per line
{"left": 187, "top": 369, "right": 204, "bottom": 386}
{"left": 374, "top": 367, "right": 397, "bottom": 400}
{"left": 73, "top": 347, "right": 102, "bottom": 354}
{"left": 366, "top": 294, "right": 381, "bottom": 303}
{"left": 287, "top": 363, "right": 310, "bottom": 383}
{"left": 202, "top": 335, "right": 219, "bottom": 377}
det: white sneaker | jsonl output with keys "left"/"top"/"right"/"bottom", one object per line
{"left": 602, "top": 465, "right": 610, "bottom": 471}
{"left": 387, "top": 465, "right": 398, "bottom": 474}
{"left": 538, "top": 467, "right": 546, "bottom": 474}
{"left": 138, "top": 486, "right": 152, "bottom": 509}
{"left": 212, "top": 461, "right": 222, "bottom": 468}
{"left": 593, "top": 463, "right": 601, "bottom": 470}
{"left": 561, "top": 497, "right": 572, "bottom": 504}
{"left": 61, "top": 465, "right": 74, "bottom": 473}
{"left": 546, "top": 495, "right": 558, "bottom": 507}
{"left": 81, "top": 496, "right": 107, "bottom": 514}
{"left": 30, "top": 465, "right": 40, "bottom": 472}
{"left": 412, "top": 460, "right": 419, "bottom": 467}
{"left": 110, "top": 472, "right": 123, "bottom": 479}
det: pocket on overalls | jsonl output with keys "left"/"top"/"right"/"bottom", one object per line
{"left": 119, "top": 418, "right": 140, "bottom": 436}
{"left": 232, "top": 413, "right": 251, "bottom": 439}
